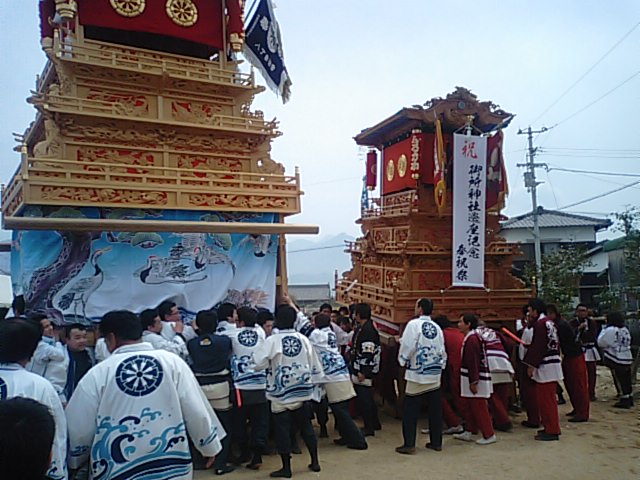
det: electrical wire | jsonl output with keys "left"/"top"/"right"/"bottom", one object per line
{"left": 557, "top": 179, "right": 640, "bottom": 210}
{"left": 546, "top": 167, "right": 640, "bottom": 177}
{"left": 288, "top": 244, "right": 345, "bottom": 253}
{"left": 549, "top": 70, "right": 640, "bottom": 129}
{"left": 531, "top": 19, "right": 640, "bottom": 124}
{"left": 545, "top": 170, "right": 560, "bottom": 208}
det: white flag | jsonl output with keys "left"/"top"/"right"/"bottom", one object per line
{"left": 452, "top": 134, "right": 487, "bottom": 288}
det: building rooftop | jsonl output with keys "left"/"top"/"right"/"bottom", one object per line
{"left": 501, "top": 207, "right": 612, "bottom": 231}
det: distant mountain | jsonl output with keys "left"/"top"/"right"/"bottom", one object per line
{"left": 286, "top": 233, "right": 355, "bottom": 287}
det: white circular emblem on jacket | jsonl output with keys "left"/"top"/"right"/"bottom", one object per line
{"left": 115, "top": 355, "right": 164, "bottom": 397}
{"left": 238, "top": 329, "right": 259, "bottom": 347}
{"left": 422, "top": 322, "right": 438, "bottom": 339}
{"left": 282, "top": 336, "right": 302, "bottom": 357}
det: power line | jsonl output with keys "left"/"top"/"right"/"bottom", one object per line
{"left": 531, "top": 19, "right": 640, "bottom": 124}
{"left": 547, "top": 167, "right": 640, "bottom": 177}
{"left": 540, "top": 153, "right": 640, "bottom": 159}
{"left": 545, "top": 170, "right": 560, "bottom": 208}
{"left": 550, "top": 69, "right": 640, "bottom": 129}
{"left": 557, "top": 180, "right": 640, "bottom": 210}
{"left": 543, "top": 147, "right": 640, "bottom": 153}
{"left": 288, "top": 244, "right": 345, "bottom": 253}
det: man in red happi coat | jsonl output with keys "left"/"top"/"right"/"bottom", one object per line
{"left": 433, "top": 316, "right": 465, "bottom": 434}
{"left": 523, "top": 299, "right": 563, "bottom": 441}
{"left": 547, "top": 304, "right": 590, "bottom": 422}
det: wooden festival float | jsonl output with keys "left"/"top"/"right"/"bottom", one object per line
{"left": 336, "top": 88, "right": 531, "bottom": 409}
{"left": 2, "top": 1, "right": 315, "bottom": 323}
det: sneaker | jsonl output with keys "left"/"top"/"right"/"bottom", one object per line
{"left": 453, "top": 431, "right": 474, "bottom": 442}
{"left": 568, "top": 417, "right": 588, "bottom": 423}
{"left": 425, "top": 442, "right": 442, "bottom": 451}
{"left": 443, "top": 425, "right": 464, "bottom": 435}
{"left": 475, "top": 435, "right": 497, "bottom": 445}
{"left": 521, "top": 420, "right": 540, "bottom": 428}
{"left": 420, "top": 428, "right": 430, "bottom": 434}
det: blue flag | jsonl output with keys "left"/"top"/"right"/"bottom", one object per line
{"left": 244, "top": 0, "right": 292, "bottom": 103}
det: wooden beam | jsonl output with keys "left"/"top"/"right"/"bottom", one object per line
{"left": 3, "top": 216, "right": 320, "bottom": 235}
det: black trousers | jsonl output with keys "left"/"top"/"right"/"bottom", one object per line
{"left": 332, "top": 399, "right": 367, "bottom": 447}
{"left": 234, "top": 401, "right": 269, "bottom": 454}
{"left": 402, "top": 388, "right": 443, "bottom": 448}
{"left": 354, "top": 384, "right": 380, "bottom": 432}
{"left": 313, "top": 396, "right": 329, "bottom": 428}
{"left": 273, "top": 404, "right": 318, "bottom": 457}
{"left": 609, "top": 362, "right": 633, "bottom": 396}
{"left": 213, "top": 409, "right": 233, "bottom": 469}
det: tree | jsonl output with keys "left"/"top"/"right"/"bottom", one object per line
{"left": 524, "top": 245, "right": 592, "bottom": 317}
{"left": 614, "top": 207, "right": 640, "bottom": 311}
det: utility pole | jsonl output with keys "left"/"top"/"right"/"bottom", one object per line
{"left": 517, "top": 126, "right": 548, "bottom": 296}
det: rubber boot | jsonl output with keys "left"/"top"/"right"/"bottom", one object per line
{"left": 270, "top": 454, "right": 292, "bottom": 478}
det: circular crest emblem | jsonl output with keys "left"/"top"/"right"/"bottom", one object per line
{"left": 238, "top": 329, "right": 259, "bottom": 347}
{"left": 282, "top": 335, "right": 302, "bottom": 357}
{"left": 0, "top": 378, "right": 7, "bottom": 400}
{"left": 110, "top": 0, "right": 146, "bottom": 17}
{"left": 386, "top": 158, "right": 395, "bottom": 182}
{"left": 115, "top": 355, "right": 164, "bottom": 397}
{"left": 397, "top": 154, "right": 407, "bottom": 178}
{"left": 166, "top": 0, "right": 199, "bottom": 27}
{"left": 421, "top": 321, "right": 438, "bottom": 339}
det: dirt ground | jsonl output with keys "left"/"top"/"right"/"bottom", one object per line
{"left": 196, "top": 366, "right": 639, "bottom": 480}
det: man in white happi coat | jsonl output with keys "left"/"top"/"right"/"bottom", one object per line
{"left": 254, "top": 304, "right": 323, "bottom": 478}
{"left": 66, "top": 310, "right": 225, "bottom": 480}
{"left": 0, "top": 317, "right": 68, "bottom": 480}
{"left": 140, "top": 308, "right": 189, "bottom": 360}
{"left": 158, "top": 300, "right": 197, "bottom": 342}
{"left": 26, "top": 313, "right": 69, "bottom": 404}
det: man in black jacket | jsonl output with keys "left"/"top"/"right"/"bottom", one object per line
{"left": 350, "top": 303, "right": 381, "bottom": 436}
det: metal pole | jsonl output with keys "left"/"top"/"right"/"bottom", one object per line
{"left": 527, "top": 127, "right": 543, "bottom": 295}
{"left": 517, "top": 126, "right": 548, "bottom": 296}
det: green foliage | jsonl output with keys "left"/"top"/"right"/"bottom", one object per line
{"left": 613, "top": 206, "right": 640, "bottom": 308}
{"left": 524, "top": 245, "right": 592, "bottom": 317}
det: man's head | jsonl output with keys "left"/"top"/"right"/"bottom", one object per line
{"left": 64, "top": 323, "right": 88, "bottom": 352}
{"left": 353, "top": 303, "right": 371, "bottom": 325}
{"left": 29, "top": 313, "right": 53, "bottom": 338}
{"left": 338, "top": 306, "right": 350, "bottom": 318}
{"left": 100, "top": 310, "right": 142, "bottom": 353}
{"left": 338, "top": 316, "right": 352, "bottom": 333}
{"left": 546, "top": 304, "right": 559, "bottom": 321}
{"left": 217, "top": 302, "right": 238, "bottom": 324}
{"left": 157, "top": 300, "right": 180, "bottom": 322}
{"left": 433, "top": 315, "right": 451, "bottom": 329}
{"left": 0, "top": 318, "right": 42, "bottom": 366}
{"left": 606, "top": 311, "right": 625, "bottom": 328}
{"left": 314, "top": 313, "right": 331, "bottom": 329}
{"left": 528, "top": 298, "right": 547, "bottom": 321}
{"left": 11, "top": 295, "right": 25, "bottom": 317}
{"left": 415, "top": 298, "right": 434, "bottom": 317}
{"left": 237, "top": 307, "right": 258, "bottom": 328}
{"left": 330, "top": 310, "right": 339, "bottom": 324}
{"left": 140, "top": 309, "right": 162, "bottom": 334}
{"left": 256, "top": 310, "right": 274, "bottom": 336}
{"left": 458, "top": 313, "right": 478, "bottom": 333}
{"left": 195, "top": 310, "right": 218, "bottom": 335}
{"left": 319, "top": 303, "right": 332, "bottom": 316}
{"left": 575, "top": 303, "right": 589, "bottom": 321}
{"left": 275, "top": 304, "right": 297, "bottom": 330}
{"left": 0, "top": 397, "right": 55, "bottom": 480}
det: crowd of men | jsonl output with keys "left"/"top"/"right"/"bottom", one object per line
{"left": 0, "top": 296, "right": 635, "bottom": 479}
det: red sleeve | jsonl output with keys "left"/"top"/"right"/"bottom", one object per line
{"left": 462, "top": 334, "right": 481, "bottom": 384}
{"left": 226, "top": 0, "right": 244, "bottom": 37}
{"left": 497, "top": 331, "right": 516, "bottom": 355}
{"left": 523, "top": 320, "right": 546, "bottom": 368}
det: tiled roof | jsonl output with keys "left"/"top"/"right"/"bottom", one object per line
{"left": 501, "top": 207, "right": 611, "bottom": 230}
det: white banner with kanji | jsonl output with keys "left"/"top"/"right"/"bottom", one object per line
{"left": 452, "top": 134, "right": 487, "bottom": 288}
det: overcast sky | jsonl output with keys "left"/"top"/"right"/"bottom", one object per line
{"left": 1, "top": 1, "right": 638, "bottom": 243}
